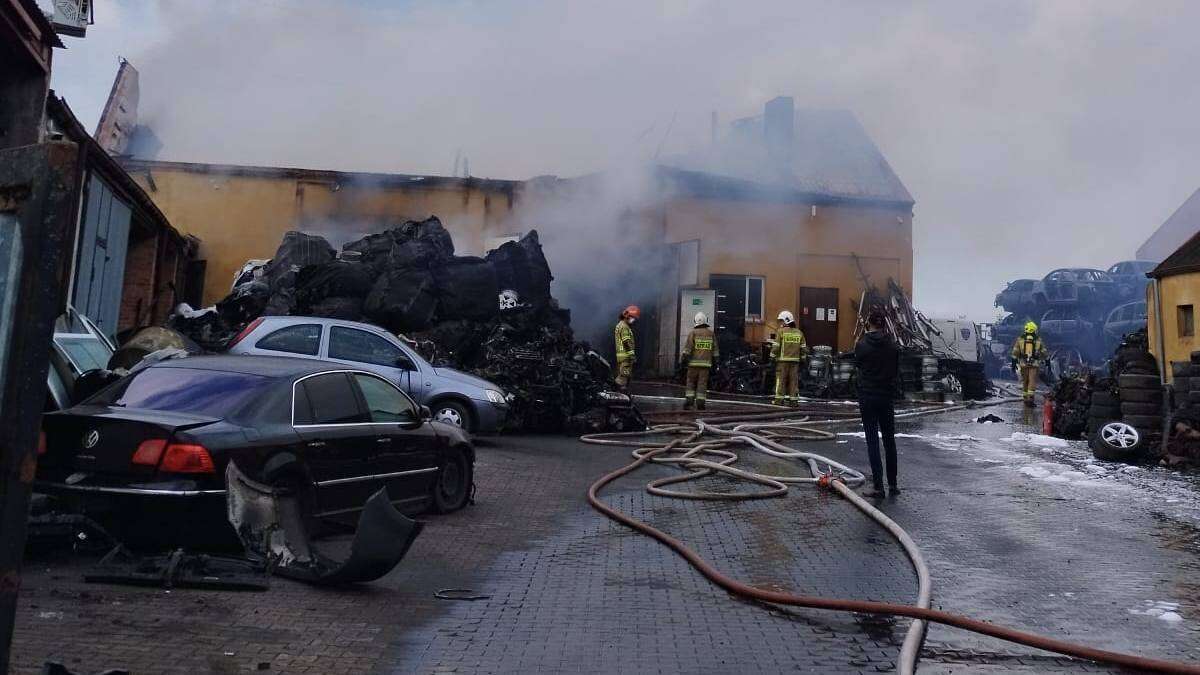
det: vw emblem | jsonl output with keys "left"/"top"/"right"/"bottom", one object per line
{"left": 83, "top": 430, "right": 99, "bottom": 449}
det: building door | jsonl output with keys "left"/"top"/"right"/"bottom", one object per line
{"left": 71, "top": 173, "right": 131, "bottom": 337}
{"left": 678, "top": 289, "right": 716, "bottom": 362}
{"left": 798, "top": 287, "right": 839, "bottom": 350}
{"left": 710, "top": 275, "right": 746, "bottom": 340}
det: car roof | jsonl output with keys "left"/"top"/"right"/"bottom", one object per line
{"left": 149, "top": 354, "right": 349, "bottom": 378}
{"left": 258, "top": 315, "right": 392, "bottom": 334}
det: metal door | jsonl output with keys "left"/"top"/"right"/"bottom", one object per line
{"left": 678, "top": 289, "right": 716, "bottom": 362}
{"left": 710, "top": 275, "right": 746, "bottom": 340}
{"left": 798, "top": 287, "right": 839, "bottom": 350}
{"left": 71, "top": 174, "right": 131, "bottom": 338}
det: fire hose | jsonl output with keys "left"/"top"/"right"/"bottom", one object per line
{"left": 581, "top": 405, "right": 1200, "bottom": 674}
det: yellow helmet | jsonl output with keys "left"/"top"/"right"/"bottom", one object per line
{"left": 1024, "top": 321, "right": 1038, "bottom": 333}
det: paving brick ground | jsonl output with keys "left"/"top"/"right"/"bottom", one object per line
{"left": 10, "top": 401, "right": 1200, "bottom": 673}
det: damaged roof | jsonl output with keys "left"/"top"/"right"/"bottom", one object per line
{"left": 1139, "top": 187, "right": 1200, "bottom": 262}
{"left": 661, "top": 108, "right": 913, "bottom": 207}
{"left": 1149, "top": 228, "right": 1200, "bottom": 279}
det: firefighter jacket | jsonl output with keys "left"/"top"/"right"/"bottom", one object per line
{"left": 1010, "top": 332, "right": 1047, "bottom": 366}
{"left": 614, "top": 320, "right": 635, "bottom": 362}
{"left": 771, "top": 326, "right": 808, "bottom": 363}
{"left": 683, "top": 327, "right": 718, "bottom": 368}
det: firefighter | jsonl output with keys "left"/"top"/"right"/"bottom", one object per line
{"left": 770, "top": 310, "right": 807, "bottom": 406}
{"left": 681, "top": 311, "right": 718, "bottom": 410}
{"left": 613, "top": 305, "right": 639, "bottom": 390}
{"left": 1010, "top": 320, "right": 1047, "bottom": 407}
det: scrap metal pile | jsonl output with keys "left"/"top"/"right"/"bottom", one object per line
{"left": 169, "top": 217, "right": 642, "bottom": 433}
{"left": 850, "top": 273, "right": 991, "bottom": 400}
{"left": 990, "top": 263, "right": 1152, "bottom": 371}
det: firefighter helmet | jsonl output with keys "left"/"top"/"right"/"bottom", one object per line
{"left": 1024, "top": 320, "right": 1038, "bottom": 334}
{"left": 693, "top": 312, "right": 709, "bottom": 327}
{"left": 777, "top": 310, "right": 795, "bottom": 325}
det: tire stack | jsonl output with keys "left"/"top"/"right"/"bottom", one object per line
{"left": 1086, "top": 384, "right": 1120, "bottom": 437}
{"left": 1118, "top": 373, "right": 1164, "bottom": 447}
{"left": 899, "top": 355, "right": 921, "bottom": 393}
{"left": 1171, "top": 354, "right": 1200, "bottom": 410}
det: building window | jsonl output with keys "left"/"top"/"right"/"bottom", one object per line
{"left": 746, "top": 277, "right": 764, "bottom": 320}
{"left": 1179, "top": 304, "right": 1195, "bottom": 338}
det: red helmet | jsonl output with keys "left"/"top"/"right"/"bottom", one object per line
{"left": 623, "top": 305, "right": 641, "bottom": 319}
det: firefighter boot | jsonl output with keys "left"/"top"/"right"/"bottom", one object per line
{"left": 697, "top": 399, "right": 706, "bottom": 411}
{"left": 683, "top": 397, "right": 694, "bottom": 410}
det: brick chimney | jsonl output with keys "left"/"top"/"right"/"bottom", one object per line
{"left": 763, "top": 95, "right": 795, "bottom": 166}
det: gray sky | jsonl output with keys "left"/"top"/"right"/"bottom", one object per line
{"left": 47, "top": 0, "right": 1200, "bottom": 321}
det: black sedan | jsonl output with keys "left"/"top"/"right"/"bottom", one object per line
{"left": 37, "top": 355, "right": 475, "bottom": 535}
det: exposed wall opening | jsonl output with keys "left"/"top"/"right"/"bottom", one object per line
{"left": 1178, "top": 304, "right": 1194, "bottom": 338}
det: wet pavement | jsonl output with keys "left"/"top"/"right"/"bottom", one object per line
{"left": 10, "top": 401, "right": 1200, "bottom": 673}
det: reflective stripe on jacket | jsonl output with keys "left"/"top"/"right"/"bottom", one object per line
{"left": 1010, "top": 333, "right": 1046, "bottom": 366}
{"left": 771, "top": 326, "right": 808, "bottom": 362}
{"left": 615, "top": 320, "right": 635, "bottom": 361}
{"left": 683, "top": 327, "right": 718, "bottom": 368}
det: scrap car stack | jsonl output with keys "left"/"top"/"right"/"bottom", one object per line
{"left": 170, "top": 217, "right": 643, "bottom": 434}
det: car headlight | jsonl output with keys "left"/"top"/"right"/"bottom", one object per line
{"left": 485, "top": 389, "right": 507, "bottom": 405}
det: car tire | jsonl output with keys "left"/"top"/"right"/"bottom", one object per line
{"left": 1123, "top": 414, "right": 1162, "bottom": 431}
{"left": 1120, "top": 388, "right": 1163, "bottom": 404}
{"left": 1118, "top": 373, "right": 1160, "bottom": 389}
{"left": 1120, "top": 402, "right": 1160, "bottom": 416}
{"left": 431, "top": 400, "right": 475, "bottom": 433}
{"left": 432, "top": 446, "right": 473, "bottom": 513}
{"left": 1089, "top": 405, "right": 1121, "bottom": 419}
{"left": 1089, "top": 421, "right": 1144, "bottom": 461}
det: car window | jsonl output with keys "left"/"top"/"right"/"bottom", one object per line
{"left": 91, "top": 367, "right": 274, "bottom": 417}
{"left": 255, "top": 324, "right": 321, "bottom": 356}
{"left": 329, "top": 326, "right": 409, "bottom": 369}
{"left": 353, "top": 373, "right": 417, "bottom": 423}
{"left": 296, "top": 372, "right": 368, "bottom": 425}
{"left": 55, "top": 335, "right": 111, "bottom": 373}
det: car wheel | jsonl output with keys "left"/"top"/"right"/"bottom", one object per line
{"left": 432, "top": 446, "right": 473, "bottom": 513}
{"left": 432, "top": 400, "right": 474, "bottom": 432}
{"left": 1089, "top": 421, "right": 1144, "bottom": 461}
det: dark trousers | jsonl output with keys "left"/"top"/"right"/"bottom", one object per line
{"left": 858, "top": 395, "right": 898, "bottom": 489}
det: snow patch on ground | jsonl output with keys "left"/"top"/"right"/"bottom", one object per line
{"left": 1128, "top": 601, "right": 1184, "bottom": 624}
{"left": 1003, "top": 432, "right": 1070, "bottom": 447}
{"left": 837, "top": 432, "right": 924, "bottom": 439}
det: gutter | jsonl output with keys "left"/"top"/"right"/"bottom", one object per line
{"left": 1152, "top": 278, "right": 1167, "bottom": 383}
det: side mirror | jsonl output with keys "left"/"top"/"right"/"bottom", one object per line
{"left": 419, "top": 405, "right": 432, "bottom": 421}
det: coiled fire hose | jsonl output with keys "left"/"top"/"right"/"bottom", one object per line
{"left": 581, "top": 405, "right": 1200, "bottom": 674}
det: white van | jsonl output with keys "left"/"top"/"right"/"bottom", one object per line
{"left": 928, "top": 318, "right": 980, "bottom": 362}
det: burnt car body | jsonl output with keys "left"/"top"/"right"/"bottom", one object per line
{"left": 994, "top": 278, "right": 1042, "bottom": 314}
{"left": 1039, "top": 308, "right": 1103, "bottom": 361}
{"left": 1034, "top": 268, "right": 1117, "bottom": 309}
{"left": 37, "top": 355, "right": 474, "bottom": 541}
{"left": 1103, "top": 300, "right": 1148, "bottom": 351}
{"left": 1106, "top": 260, "right": 1157, "bottom": 300}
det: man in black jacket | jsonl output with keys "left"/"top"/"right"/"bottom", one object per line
{"left": 852, "top": 310, "right": 902, "bottom": 498}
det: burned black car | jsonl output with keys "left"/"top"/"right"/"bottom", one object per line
{"left": 37, "top": 355, "right": 474, "bottom": 543}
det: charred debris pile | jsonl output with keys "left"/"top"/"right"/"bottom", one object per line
{"left": 171, "top": 217, "right": 643, "bottom": 434}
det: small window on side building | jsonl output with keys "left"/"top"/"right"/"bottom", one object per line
{"left": 1178, "top": 305, "right": 1195, "bottom": 338}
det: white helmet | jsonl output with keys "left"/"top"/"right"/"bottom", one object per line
{"left": 777, "top": 310, "right": 795, "bottom": 325}
{"left": 693, "top": 312, "right": 709, "bottom": 327}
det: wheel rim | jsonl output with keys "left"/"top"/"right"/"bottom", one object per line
{"left": 1100, "top": 422, "right": 1139, "bottom": 449}
{"left": 435, "top": 407, "right": 464, "bottom": 427}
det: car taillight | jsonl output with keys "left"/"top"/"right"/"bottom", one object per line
{"left": 37, "top": 431, "right": 47, "bottom": 456}
{"left": 132, "top": 439, "right": 167, "bottom": 466}
{"left": 159, "top": 444, "right": 215, "bottom": 474}
{"left": 226, "top": 317, "right": 264, "bottom": 349}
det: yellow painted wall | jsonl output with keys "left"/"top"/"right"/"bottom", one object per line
{"left": 128, "top": 165, "right": 516, "bottom": 305}
{"left": 1148, "top": 272, "right": 1200, "bottom": 381}
{"left": 661, "top": 197, "right": 913, "bottom": 354}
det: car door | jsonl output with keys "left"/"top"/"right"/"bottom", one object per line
{"left": 348, "top": 372, "right": 441, "bottom": 511}
{"left": 249, "top": 322, "right": 323, "bottom": 358}
{"left": 324, "top": 325, "right": 417, "bottom": 397}
{"left": 292, "top": 371, "right": 385, "bottom": 516}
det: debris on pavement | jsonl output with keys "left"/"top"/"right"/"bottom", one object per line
{"left": 975, "top": 413, "right": 1005, "bottom": 424}
{"left": 225, "top": 463, "right": 424, "bottom": 585}
{"left": 84, "top": 546, "right": 270, "bottom": 591}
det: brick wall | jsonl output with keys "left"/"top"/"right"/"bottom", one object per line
{"left": 118, "top": 232, "right": 159, "bottom": 333}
